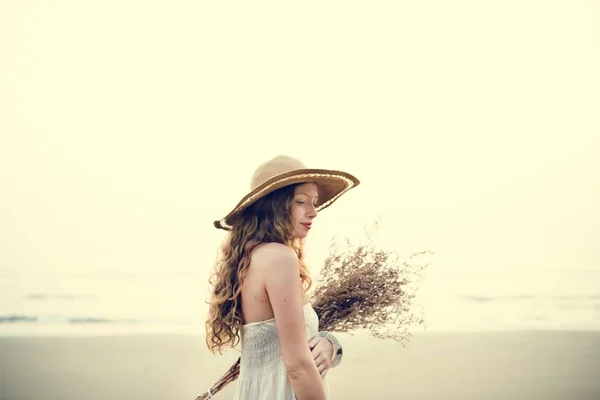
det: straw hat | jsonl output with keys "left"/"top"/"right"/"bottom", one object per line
{"left": 213, "top": 155, "right": 360, "bottom": 230}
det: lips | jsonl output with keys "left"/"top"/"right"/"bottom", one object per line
{"left": 301, "top": 223, "right": 312, "bottom": 229}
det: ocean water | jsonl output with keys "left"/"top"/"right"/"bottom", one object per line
{"left": 1, "top": 267, "right": 599, "bottom": 336}
{"left": 416, "top": 268, "right": 600, "bottom": 332}
{"left": 0, "top": 269, "right": 208, "bottom": 336}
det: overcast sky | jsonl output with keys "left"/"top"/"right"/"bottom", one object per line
{"left": 1, "top": 1, "right": 598, "bottom": 306}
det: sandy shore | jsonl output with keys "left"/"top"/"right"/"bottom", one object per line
{"left": 1, "top": 330, "right": 599, "bottom": 399}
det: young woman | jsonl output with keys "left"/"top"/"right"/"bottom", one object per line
{"left": 205, "top": 155, "right": 359, "bottom": 400}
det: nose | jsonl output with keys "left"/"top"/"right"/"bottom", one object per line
{"left": 308, "top": 204, "right": 317, "bottom": 219}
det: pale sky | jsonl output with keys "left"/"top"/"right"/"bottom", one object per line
{"left": 1, "top": 1, "right": 599, "bottom": 310}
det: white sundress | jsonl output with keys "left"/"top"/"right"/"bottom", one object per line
{"left": 233, "top": 302, "right": 331, "bottom": 400}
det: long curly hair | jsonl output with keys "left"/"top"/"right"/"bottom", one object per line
{"left": 205, "top": 183, "right": 313, "bottom": 354}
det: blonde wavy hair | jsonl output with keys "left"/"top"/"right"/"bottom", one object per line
{"left": 205, "top": 183, "right": 312, "bottom": 354}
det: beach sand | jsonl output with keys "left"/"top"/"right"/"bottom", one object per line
{"left": 1, "top": 330, "right": 599, "bottom": 400}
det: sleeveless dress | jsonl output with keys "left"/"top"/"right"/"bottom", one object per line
{"left": 233, "top": 302, "right": 331, "bottom": 399}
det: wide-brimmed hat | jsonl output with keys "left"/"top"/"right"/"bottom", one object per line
{"left": 213, "top": 155, "right": 360, "bottom": 231}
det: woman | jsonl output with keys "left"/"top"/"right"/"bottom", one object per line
{"left": 205, "top": 155, "right": 359, "bottom": 400}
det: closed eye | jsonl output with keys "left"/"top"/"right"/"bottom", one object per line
{"left": 296, "top": 200, "right": 318, "bottom": 207}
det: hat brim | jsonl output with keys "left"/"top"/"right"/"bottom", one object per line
{"left": 213, "top": 168, "right": 360, "bottom": 231}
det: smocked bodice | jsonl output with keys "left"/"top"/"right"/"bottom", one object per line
{"left": 239, "top": 302, "right": 320, "bottom": 377}
{"left": 233, "top": 303, "right": 330, "bottom": 399}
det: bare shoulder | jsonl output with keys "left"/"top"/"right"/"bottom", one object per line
{"left": 251, "top": 243, "right": 298, "bottom": 271}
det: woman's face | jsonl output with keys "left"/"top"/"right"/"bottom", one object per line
{"left": 290, "top": 182, "right": 318, "bottom": 239}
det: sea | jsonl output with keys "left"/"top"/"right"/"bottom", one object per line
{"left": 1, "top": 266, "right": 599, "bottom": 336}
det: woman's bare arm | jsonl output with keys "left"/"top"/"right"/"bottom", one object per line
{"left": 261, "top": 244, "right": 326, "bottom": 400}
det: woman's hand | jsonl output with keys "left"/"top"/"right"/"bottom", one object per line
{"left": 308, "top": 336, "right": 334, "bottom": 379}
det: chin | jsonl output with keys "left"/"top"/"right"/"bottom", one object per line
{"left": 293, "top": 229, "right": 308, "bottom": 239}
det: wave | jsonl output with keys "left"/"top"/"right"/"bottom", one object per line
{"left": 463, "top": 295, "right": 533, "bottom": 303}
{"left": 461, "top": 294, "right": 600, "bottom": 303}
{"left": 24, "top": 293, "right": 94, "bottom": 300}
{"left": 0, "top": 315, "right": 37, "bottom": 323}
{"left": 0, "top": 314, "right": 138, "bottom": 324}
